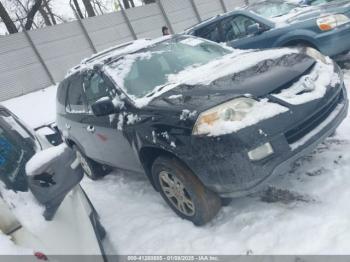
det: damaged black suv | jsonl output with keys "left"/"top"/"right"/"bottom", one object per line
{"left": 56, "top": 35, "right": 348, "bottom": 225}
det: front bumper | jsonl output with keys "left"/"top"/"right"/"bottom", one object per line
{"left": 185, "top": 84, "right": 348, "bottom": 198}
{"left": 315, "top": 23, "right": 350, "bottom": 57}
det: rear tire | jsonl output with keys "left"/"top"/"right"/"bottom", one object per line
{"left": 74, "top": 146, "right": 111, "bottom": 180}
{"left": 152, "top": 156, "right": 221, "bottom": 226}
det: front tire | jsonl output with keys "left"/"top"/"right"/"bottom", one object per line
{"left": 152, "top": 156, "right": 221, "bottom": 226}
{"left": 74, "top": 146, "right": 111, "bottom": 180}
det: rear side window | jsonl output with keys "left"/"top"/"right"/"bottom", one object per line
{"left": 195, "top": 22, "right": 221, "bottom": 43}
{"left": 57, "top": 80, "right": 69, "bottom": 105}
{"left": 65, "top": 74, "right": 88, "bottom": 114}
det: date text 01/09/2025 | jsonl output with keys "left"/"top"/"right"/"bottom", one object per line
{"left": 127, "top": 255, "right": 219, "bottom": 261}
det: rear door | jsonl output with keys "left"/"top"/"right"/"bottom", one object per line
{"left": 63, "top": 74, "right": 95, "bottom": 157}
{"left": 81, "top": 71, "right": 143, "bottom": 172}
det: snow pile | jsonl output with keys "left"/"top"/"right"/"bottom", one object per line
{"left": 196, "top": 99, "right": 289, "bottom": 136}
{"left": 1, "top": 85, "right": 57, "bottom": 129}
{"left": 0, "top": 183, "right": 46, "bottom": 235}
{"left": 274, "top": 61, "right": 340, "bottom": 105}
{"left": 0, "top": 231, "right": 32, "bottom": 255}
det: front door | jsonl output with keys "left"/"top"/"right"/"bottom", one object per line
{"left": 220, "top": 15, "right": 274, "bottom": 49}
{"left": 82, "top": 71, "right": 143, "bottom": 172}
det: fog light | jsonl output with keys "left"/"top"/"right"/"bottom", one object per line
{"left": 248, "top": 143, "right": 274, "bottom": 161}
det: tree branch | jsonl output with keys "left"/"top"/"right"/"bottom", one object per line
{"left": 24, "top": 0, "right": 43, "bottom": 30}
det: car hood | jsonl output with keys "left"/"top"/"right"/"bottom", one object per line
{"left": 277, "top": 1, "right": 350, "bottom": 24}
{"left": 147, "top": 48, "right": 315, "bottom": 112}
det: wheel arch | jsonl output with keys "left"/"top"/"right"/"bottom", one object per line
{"left": 282, "top": 39, "right": 319, "bottom": 50}
{"left": 138, "top": 146, "right": 198, "bottom": 192}
{"left": 274, "top": 31, "right": 319, "bottom": 50}
{"left": 64, "top": 137, "right": 87, "bottom": 155}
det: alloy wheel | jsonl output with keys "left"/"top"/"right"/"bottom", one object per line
{"left": 159, "top": 171, "right": 195, "bottom": 216}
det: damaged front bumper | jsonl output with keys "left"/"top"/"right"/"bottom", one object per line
{"left": 185, "top": 83, "right": 348, "bottom": 198}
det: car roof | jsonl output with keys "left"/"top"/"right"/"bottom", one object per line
{"left": 66, "top": 35, "right": 173, "bottom": 78}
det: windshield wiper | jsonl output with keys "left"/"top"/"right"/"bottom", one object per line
{"left": 145, "top": 83, "right": 173, "bottom": 98}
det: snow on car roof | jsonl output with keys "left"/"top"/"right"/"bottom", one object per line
{"left": 66, "top": 35, "right": 172, "bottom": 77}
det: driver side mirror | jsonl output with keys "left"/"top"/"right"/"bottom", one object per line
{"left": 247, "top": 23, "right": 262, "bottom": 35}
{"left": 91, "top": 97, "right": 116, "bottom": 117}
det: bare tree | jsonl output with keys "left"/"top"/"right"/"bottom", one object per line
{"left": 0, "top": 1, "right": 18, "bottom": 33}
{"left": 90, "top": 0, "right": 109, "bottom": 15}
{"left": 42, "top": 0, "right": 56, "bottom": 25}
{"left": 122, "top": 0, "right": 130, "bottom": 9}
{"left": 24, "top": 0, "right": 43, "bottom": 30}
{"left": 82, "top": 0, "right": 96, "bottom": 17}
{"left": 39, "top": 5, "right": 52, "bottom": 26}
{"left": 71, "top": 0, "right": 84, "bottom": 19}
{"left": 122, "top": 0, "right": 136, "bottom": 9}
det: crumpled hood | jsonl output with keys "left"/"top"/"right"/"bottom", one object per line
{"left": 147, "top": 48, "right": 315, "bottom": 112}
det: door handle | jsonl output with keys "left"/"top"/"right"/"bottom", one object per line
{"left": 65, "top": 123, "right": 71, "bottom": 130}
{"left": 86, "top": 125, "right": 95, "bottom": 133}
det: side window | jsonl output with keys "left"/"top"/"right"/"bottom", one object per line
{"left": 66, "top": 74, "right": 87, "bottom": 114}
{"left": 84, "top": 72, "right": 116, "bottom": 108}
{"left": 57, "top": 80, "right": 69, "bottom": 105}
{"left": 195, "top": 22, "right": 221, "bottom": 43}
{"left": 221, "top": 15, "right": 257, "bottom": 42}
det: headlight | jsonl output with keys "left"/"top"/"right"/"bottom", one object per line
{"left": 316, "top": 14, "right": 350, "bottom": 31}
{"left": 192, "top": 97, "right": 257, "bottom": 135}
{"left": 305, "top": 47, "right": 328, "bottom": 64}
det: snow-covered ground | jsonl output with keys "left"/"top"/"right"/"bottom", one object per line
{"left": 1, "top": 71, "right": 350, "bottom": 255}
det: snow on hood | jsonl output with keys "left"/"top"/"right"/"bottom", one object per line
{"left": 269, "top": 2, "right": 350, "bottom": 28}
{"left": 273, "top": 58, "right": 340, "bottom": 105}
{"left": 167, "top": 48, "right": 298, "bottom": 86}
{"left": 125, "top": 48, "right": 299, "bottom": 108}
{"left": 268, "top": 5, "right": 318, "bottom": 27}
